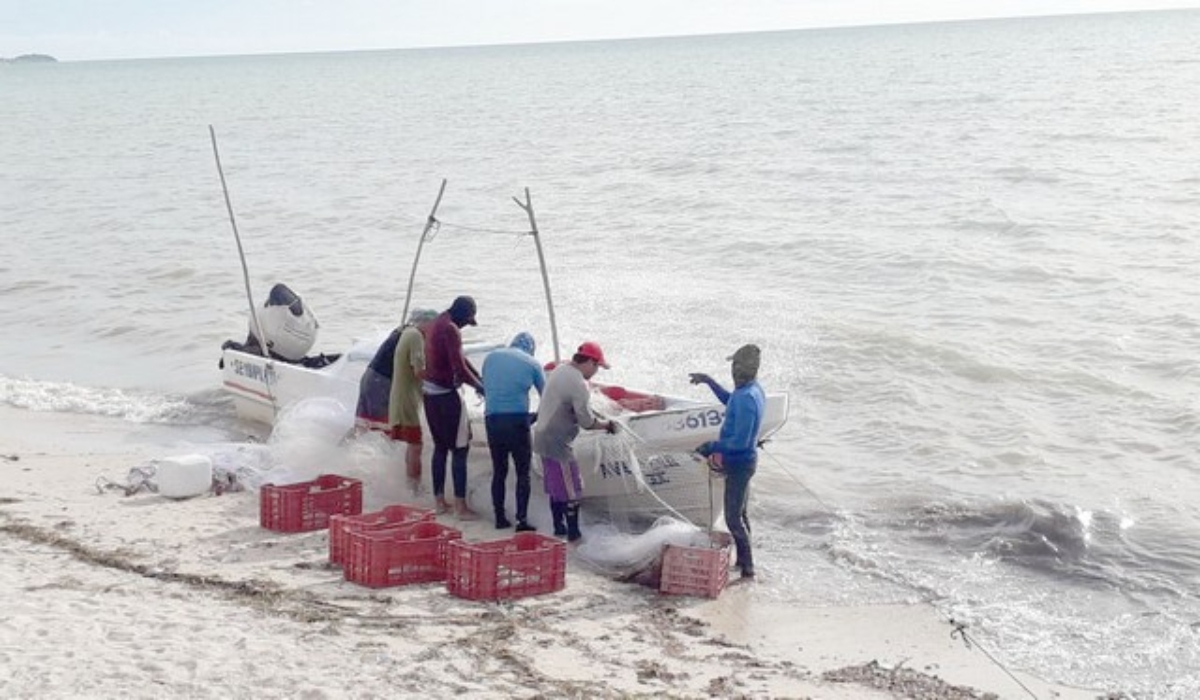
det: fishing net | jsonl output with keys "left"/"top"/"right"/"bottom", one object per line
{"left": 567, "top": 390, "right": 726, "bottom": 583}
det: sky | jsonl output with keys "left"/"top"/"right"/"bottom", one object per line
{"left": 1, "top": 0, "right": 1197, "bottom": 61}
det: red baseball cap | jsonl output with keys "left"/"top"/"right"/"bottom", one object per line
{"left": 576, "top": 341, "right": 610, "bottom": 369}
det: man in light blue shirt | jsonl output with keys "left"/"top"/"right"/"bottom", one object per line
{"left": 691, "top": 343, "right": 766, "bottom": 579}
{"left": 482, "top": 332, "right": 545, "bottom": 531}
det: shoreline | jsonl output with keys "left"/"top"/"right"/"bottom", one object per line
{"left": 0, "top": 406, "right": 1106, "bottom": 698}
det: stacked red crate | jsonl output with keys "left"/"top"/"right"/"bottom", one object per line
{"left": 344, "top": 521, "right": 463, "bottom": 588}
{"left": 329, "top": 504, "right": 436, "bottom": 565}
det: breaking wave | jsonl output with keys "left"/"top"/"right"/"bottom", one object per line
{"left": 0, "top": 375, "right": 233, "bottom": 426}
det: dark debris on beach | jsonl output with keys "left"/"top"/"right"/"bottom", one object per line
{"left": 824, "top": 660, "right": 999, "bottom": 700}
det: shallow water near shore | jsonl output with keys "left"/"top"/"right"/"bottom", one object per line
{"left": 3, "top": 10, "right": 1199, "bottom": 696}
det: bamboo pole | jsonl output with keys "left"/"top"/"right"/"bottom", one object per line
{"left": 209, "top": 125, "right": 267, "bottom": 357}
{"left": 209, "top": 125, "right": 277, "bottom": 417}
{"left": 513, "top": 188, "right": 561, "bottom": 363}
{"left": 401, "top": 179, "right": 448, "bottom": 323}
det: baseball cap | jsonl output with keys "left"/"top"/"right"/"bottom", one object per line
{"left": 448, "top": 296, "right": 478, "bottom": 326}
{"left": 577, "top": 341, "right": 610, "bottom": 369}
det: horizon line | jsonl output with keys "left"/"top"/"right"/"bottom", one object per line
{"left": 10, "top": 6, "right": 1195, "bottom": 64}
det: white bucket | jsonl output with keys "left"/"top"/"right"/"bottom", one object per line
{"left": 157, "top": 454, "right": 213, "bottom": 499}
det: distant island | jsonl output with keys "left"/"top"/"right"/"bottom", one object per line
{"left": 2, "top": 54, "right": 58, "bottom": 64}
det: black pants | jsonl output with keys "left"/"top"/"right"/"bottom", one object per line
{"left": 424, "top": 391, "right": 469, "bottom": 499}
{"left": 486, "top": 413, "right": 533, "bottom": 521}
{"left": 723, "top": 464, "right": 756, "bottom": 575}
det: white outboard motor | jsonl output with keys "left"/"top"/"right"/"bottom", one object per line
{"left": 251, "top": 283, "right": 319, "bottom": 361}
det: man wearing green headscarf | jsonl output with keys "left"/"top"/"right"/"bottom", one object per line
{"left": 690, "top": 343, "right": 766, "bottom": 579}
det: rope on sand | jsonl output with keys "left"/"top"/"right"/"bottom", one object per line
{"left": 950, "top": 619, "right": 1039, "bottom": 700}
{"left": 95, "top": 465, "right": 158, "bottom": 496}
{"left": 756, "top": 441, "right": 1041, "bottom": 699}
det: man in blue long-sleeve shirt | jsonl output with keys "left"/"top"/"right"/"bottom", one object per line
{"left": 482, "top": 332, "right": 545, "bottom": 532}
{"left": 690, "top": 343, "right": 765, "bottom": 579}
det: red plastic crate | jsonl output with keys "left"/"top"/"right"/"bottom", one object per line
{"left": 344, "top": 521, "right": 463, "bottom": 588}
{"left": 259, "top": 474, "right": 363, "bottom": 533}
{"left": 446, "top": 532, "right": 567, "bottom": 601}
{"left": 329, "top": 504, "right": 436, "bottom": 565}
{"left": 659, "top": 532, "right": 733, "bottom": 598}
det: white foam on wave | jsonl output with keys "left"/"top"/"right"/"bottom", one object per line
{"left": 0, "top": 375, "right": 196, "bottom": 424}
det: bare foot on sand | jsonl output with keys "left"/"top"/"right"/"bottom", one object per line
{"left": 454, "top": 499, "right": 479, "bottom": 521}
{"left": 406, "top": 477, "right": 424, "bottom": 498}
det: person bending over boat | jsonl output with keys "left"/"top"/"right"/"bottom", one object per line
{"left": 482, "top": 332, "right": 545, "bottom": 532}
{"left": 389, "top": 308, "right": 439, "bottom": 496}
{"left": 423, "top": 296, "right": 485, "bottom": 518}
{"left": 355, "top": 308, "right": 437, "bottom": 434}
{"left": 690, "top": 343, "right": 765, "bottom": 579}
{"left": 533, "top": 341, "right": 617, "bottom": 542}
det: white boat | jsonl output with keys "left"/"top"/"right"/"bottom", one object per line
{"left": 214, "top": 178, "right": 789, "bottom": 527}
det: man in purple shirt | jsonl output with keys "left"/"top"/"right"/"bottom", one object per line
{"left": 423, "top": 296, "right": 485, "bottom": 518}
{"left": 690, "top": 343, "right": 766, "bottom": 579}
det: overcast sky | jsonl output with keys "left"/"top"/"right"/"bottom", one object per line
{"left": 1, "top": 0, "right": 1196, "bottom": 61}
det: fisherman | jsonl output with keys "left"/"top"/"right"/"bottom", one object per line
{"left": 689, "top": 343, "right": 765, "bottom": 579}
{"left": 389, "top": 308, "right": 439, "bottom": 496}
{"left": 354, "top": 313, "right": 418, "bottom": 434}
{"left": 482, "top": 332, "right": 545, "bottom": 531}
{"left": 422, "top": 296, "right": 486, "bottom": 518}
{"left": 533, "top": 341, "right": 617, "bottom": 541}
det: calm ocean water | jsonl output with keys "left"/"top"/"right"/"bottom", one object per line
{"left": 3, "top": 10, "right": 1199, "bottom": 696}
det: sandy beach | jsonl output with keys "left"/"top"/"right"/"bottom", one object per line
{"left": 0, "top": 406, "right": 1109, "bottom": 699}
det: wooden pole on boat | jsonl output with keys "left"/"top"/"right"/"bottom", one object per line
{"left": 401, "top": 178, "right": 448, "bottom": 323}
{"left": 513, "top": 188, "right": 561, "bottom": 363}
{"left": 209, "top": 125, "right": 268, "bottom": 359}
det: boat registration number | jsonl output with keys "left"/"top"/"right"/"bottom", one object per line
{"left": 230, "top": 357, "right": 276, "bottom": 386}
{"left": 669, "top": 408, "right": 724, "bottom": 432}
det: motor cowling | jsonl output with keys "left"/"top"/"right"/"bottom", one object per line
{"left": 250, "top": 283, "right": 319, "bottom": 361}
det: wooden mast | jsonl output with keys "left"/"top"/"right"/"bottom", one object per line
{"left": 209, "top": 125, "right": 277, "bottom": 417}
{"left": 401, "top": 179, "right": 448, "bottom": 324}
{"left": 513, "top": 188, "right": 561, "bottom": 364}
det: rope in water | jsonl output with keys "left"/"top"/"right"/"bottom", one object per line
{"left": 757, "top": 442, "right": 838, "bottom": 513}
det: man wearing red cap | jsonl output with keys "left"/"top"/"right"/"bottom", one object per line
{"left": 532, "top": 341, "right": 617, "bottom": 541}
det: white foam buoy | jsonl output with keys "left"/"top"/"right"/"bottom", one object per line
{"left": 157, "top": 454, "right": 213, "bottom": 499}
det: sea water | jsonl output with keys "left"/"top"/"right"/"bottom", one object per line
{"left": 3, "top": 10, "right": 1199, "bottom": 696}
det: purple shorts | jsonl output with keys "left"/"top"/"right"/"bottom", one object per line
{"left": 540, "top": 456, "right": 583, "bottom": 503}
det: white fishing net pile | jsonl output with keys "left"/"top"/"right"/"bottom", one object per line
{"left": 568, "top": 390, "right": 721, "bottom": 583}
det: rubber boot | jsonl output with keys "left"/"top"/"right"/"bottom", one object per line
{"left": 565, "top": 501, "right": 582, "bottom": 542}
{"left": 550, "top": 501, "right": 568, "bottom": 537}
